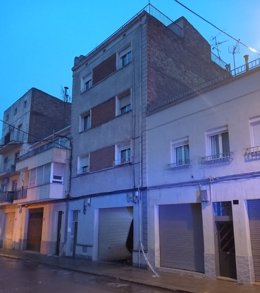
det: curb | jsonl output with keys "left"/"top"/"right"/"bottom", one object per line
{"left": 0, "top": 253, "right": 189, "bottom": 293}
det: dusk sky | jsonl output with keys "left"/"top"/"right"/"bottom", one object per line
{"left": 1, "top": 0, "right": 260, "bottom": 134}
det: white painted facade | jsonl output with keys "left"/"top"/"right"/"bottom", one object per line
{"left": 146, "top": 68, "right": 260, "bottom": 284}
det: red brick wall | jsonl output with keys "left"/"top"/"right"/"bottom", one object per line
{"left": 92, "top": 54, "right": 116, "bottom": 84}
{"left": 90, "top": 145, "right": 115, "bottom": 172}
{"left": 91, "top": 98, "right": 115, "bottom": 128}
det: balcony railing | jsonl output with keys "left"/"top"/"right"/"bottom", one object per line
{"left": 18, "top": 141, "right": 68, "bottom": 162}
{"left": 0, "top": 164, "right": 16, "bottom": 175}
{"left": 0, "top": 188, "right": 27, "bottom": 203}
{"left": 244, "top": 146, "right": 260, "bottom": 161}
{"left": 0, "top": 191, "right": 15, "bottom": 203}
{"left": 168, "top": 159, "right": 191, "bottom": 169}
{"left": 200, "top": 152, "right": 233, "bottom": 165}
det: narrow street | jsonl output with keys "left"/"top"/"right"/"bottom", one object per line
{"left": 0, "top": 257, "right": 182, "bottom": 293}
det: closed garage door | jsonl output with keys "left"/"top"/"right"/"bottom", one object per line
{"left": 4, "top": 212, "right": 15, "bottom": 249}
{"left": 98, "top": 207, "right": 133, "bottom": 262}
{"left": 248, "top": 200, "right": 260, "bottom": 282}
{"left": 159, "top": 203, "right": 204, "bottom": 273}
{"left": 27, "top": 208, "right": 43, "bottom": 252}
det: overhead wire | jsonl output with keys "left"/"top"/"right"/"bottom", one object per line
{"left": 0, "top": 118, "right": 70, "bottom": 149}
{"left": 174, "top": 0, "right": 260, "bottom": 54}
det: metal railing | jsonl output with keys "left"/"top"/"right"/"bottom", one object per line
{"left": 168, "top": 159, "right": 191, "bottom": 168}
{"left": 18, "top": 141, "right": 68, "bottom": 162}
{"left": 200, "top": 152, "right": 233, "bottom": 164}
{"left": 244, "top": 146, "right": 260, "bottom": 161}
{"left": 0, "top": 188, "right": 27, "bottom": 203}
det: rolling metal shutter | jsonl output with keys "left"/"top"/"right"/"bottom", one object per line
{"left": 159, "top": 203, "right": 204, "bottom": 273}
{"left": 247, "top": 200, "right": 260, "bottom": 281}
{"left": 98, "top": 207, "right": 133, "bottom": 261}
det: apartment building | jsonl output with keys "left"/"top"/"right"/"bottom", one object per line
{"left": 0, "top": 88, "right": 71, "bottom": 254}
{"left": 68, "top": 6, "right": 226, "bottom": 265}
{"left": 146, "top": 58, "right": 260, "bottom": 284}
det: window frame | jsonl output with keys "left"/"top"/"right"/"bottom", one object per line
{"left": 170, "top": 138, "right": 190, "bottom": 168}
{"left": 79, "top": 111, "right": 91, "bottom": 132}
{"left": 115, "top": 89, "right": 132, "bottom": 116}
{"left": 81, "top": 73, "right": 92, "bottom": 93}
{"left": 77, "top": 154, "right": 90, "bottom": 175}
{"left": 117, "top": 46, "right": 132, "bottom": 69}
{"left": 115, "top": 142, "right": 131, "bottom": 166}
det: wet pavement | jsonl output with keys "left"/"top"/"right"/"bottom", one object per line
{"left": 1, "top": 249, "right": 260, "bottom": 293}
{"left": 0, "top": 257, "right": 181, "bottom": 293}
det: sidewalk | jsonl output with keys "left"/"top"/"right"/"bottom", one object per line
{"left": 0, "top": 249, "right": 260, "bottom": 293}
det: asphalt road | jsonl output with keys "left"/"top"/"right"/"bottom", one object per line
{"left": 0, "top": 257, "right": 179, "bottom": 293}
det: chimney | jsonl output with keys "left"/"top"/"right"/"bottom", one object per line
{"left": 244, "top": 54, "right": 249, "bottom": 71}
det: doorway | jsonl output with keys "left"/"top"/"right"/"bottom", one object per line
{"left": 27, "top": 208, "right": 43, "bottom": 252}
{"left": 214, "top": 201, "right": 237, "bottom": 279}
{"left": 55, "top": 211, "right": 63, "bottom": 256}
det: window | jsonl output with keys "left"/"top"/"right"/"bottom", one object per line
{"left": 244, "top": 117, "right": 260, "bottom": 160}
{"left": 115, "top": 142, "right": 131, "bottom": 165}
{"left": 79, "top": 111, "right": 91, "bottom": 132}
{"left": 118, "top": 46, "right": 132, "bottom": 69}
{"left": 81, "top": 74, "right": 92, "bottom": 92}
{"left": 52, "top": 163, "right": 64, "bottom": 183}
{"left": 250, "top": 118, "right": 260, "bottom": 147}
{"left": 24, "top": 100, "right": 27, "bottom": 108}
{"left": 209, "top": 131, "right": 230, "bottom": 159}
{"left": 202, "top": 127, "right": 231, "bottom": 163}
{"left": 171, "top": 138, "right": 190, "bottom": 167}
{"left": 28, "top": 164, "right": 51, "bottom": 187}
{"left": 14, "top": 107, "right": 17, "bottom": 115}
{"left": 116, "top": 89, "right": 131, "bottom": 116}
{"left": 77, "top": 154, "right": 89, "bottom": 174}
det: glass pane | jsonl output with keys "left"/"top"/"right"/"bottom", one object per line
{"left": 211, "top": 135, "right": 219, "bottom": 156}
{"left": 222, "top": 132, "right": 230, "bottom": 154}
{"left": 184, "top": 144, "right": 189, "bottom": 163}
{"left": 175, "top": 146, "right": 183, "bottom": 164}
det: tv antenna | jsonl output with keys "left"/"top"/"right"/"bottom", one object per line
{"left": 62, "top": 86, "right": 71, "bottom": 103}
{"left": 210, "top": 36, "right": 227, "bottom": 60}
{"left": 229, "top": 40, "right": 240, "bottom": 70}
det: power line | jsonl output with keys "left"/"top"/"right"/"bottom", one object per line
{"left": 174, "top": 0, "right": 260, "bottom": 55}
{"left": 0, "top": 118, "right": 70, "bottom": 149}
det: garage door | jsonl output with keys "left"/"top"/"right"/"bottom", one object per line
{"left": 27, "top": 208, "right": 43, "bottom": 252}
{"left": 4, "top": 212, "right": 15, "bottom": 249}
{"left": 248, "top": 200, "right": 260, "bottom": 282}
{"left": 159, "top": 203, "right": 204, "bottom": 272}
{"left": 98, "top": 207, "right": 133, "bottom": 261}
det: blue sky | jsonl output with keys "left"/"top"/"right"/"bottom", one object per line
{"left": 1, "top": 0, "right": 260, "bottom": 134}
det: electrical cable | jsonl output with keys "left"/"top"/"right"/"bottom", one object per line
{"left": 174, "top": 0, "right": 260, "bottom": 54}
{"left": 0, "top": 118, "right": 70, "bottom": 150}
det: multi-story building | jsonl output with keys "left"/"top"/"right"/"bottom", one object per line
{"left": 0, "top": 88, "right": 71, "bottom": 254}
{"left": 146, "top": 58, "right": 260, "bottom": 284}
{"left": 68, "top": 6, "right": 226, "bottom": 266}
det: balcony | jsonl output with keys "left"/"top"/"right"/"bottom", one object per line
{"left": 244, "top": 146, "right": 260, "bottom": 161}
{"left": 200, "top": 152, "right": 233, "bottom": 165}
{"left": 0, "top": 164, "right": 16, "bottom": 177}
{"left": 0, "top": 191, "right": 15, "bottom": 203}
{"left": 0, "top": 188, "right": 27, "bottom": 204}
{"left": 0, "top": 140, "right": 23, "bottom": 155}
{"left": 14, "top": 183, "right": 65, "bottom": 203}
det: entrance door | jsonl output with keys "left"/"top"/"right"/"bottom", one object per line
{"left": 27, "top": 208, "right": 43, "bottom": 252}
{"left": 55, "top": 211, "right": 63, "bottom": 256}
{"left": 4, "top": 212, "right": 15, "bottom": 249}
{"left": 216, "top": 221, "right": 236, "bottom": 279}
{"left": 214, "top": 201, "right": 236, "bottom": 279}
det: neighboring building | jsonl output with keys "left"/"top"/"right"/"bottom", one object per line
{"left": 146, "top": 58, "right": 260, "bottom": 284}
{"left": 0, "top": 88, "right": 71, "bottom": 254}
{"left": 68, "top": 6, "right": 226, "bottom": 266}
